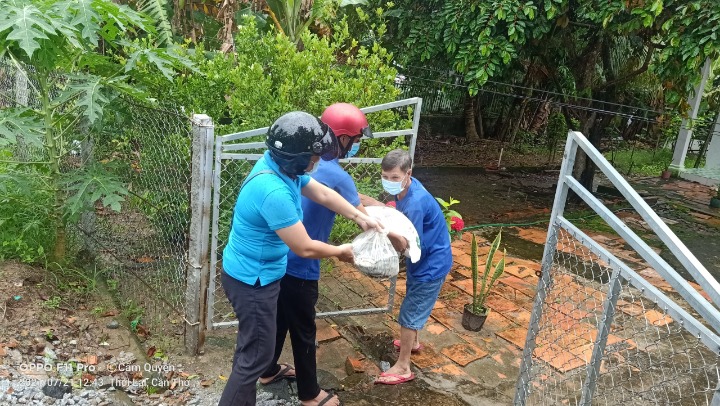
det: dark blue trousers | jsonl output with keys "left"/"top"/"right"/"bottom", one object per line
{"left": 219, "top": 273, "right": 280, "bottom": 406}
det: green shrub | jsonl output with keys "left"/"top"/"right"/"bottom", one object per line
{"left": 0, "top": 158, "right": 55, "bottom": 263}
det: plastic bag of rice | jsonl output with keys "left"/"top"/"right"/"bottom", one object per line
{"left": 351, "top": 229, "right": 399, "bottom": 278}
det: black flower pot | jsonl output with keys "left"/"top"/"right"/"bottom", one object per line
{"left": 462, "top": 304, "right": 489, "bottom": 332}
{"left": 710, "top": 197, "right": 720, "bottom": 209}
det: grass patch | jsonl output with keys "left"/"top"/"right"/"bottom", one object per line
{"left": 605, "top": 148, "right": 704, "bottom": 177}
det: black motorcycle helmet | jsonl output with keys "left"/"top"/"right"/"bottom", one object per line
{"left": 266, "top": 111, "right": 339, "bottom": 177}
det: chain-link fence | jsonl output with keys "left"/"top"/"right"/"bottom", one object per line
{"left": 514, "top": 131, "right": 720, "bottom": 405}
{"left": 1, "top": 57, "right": 196, "bottom": 345}
{"left": 80, "top": 100, "right": 194, "bottom": 340}
{"left": 205, "top": 98, "right": 421, "bottom": 329}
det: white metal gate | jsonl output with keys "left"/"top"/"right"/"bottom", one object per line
{"left": 205, "top": 98, "right": 423, "bottom": 329}
{"left": 514, "top": 131, "right": 720, "bottom": 405}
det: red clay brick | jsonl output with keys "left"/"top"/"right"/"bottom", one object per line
{"left": 425, "top": 322, "right": 447, "bottom": 335}
{"left": 617, "top": 301, "right": 644, "bottom": 317}
{"left": 535, "top": 342, "right": 587, "bottom": 373}
{"left": 513, "top": 227, "right": 548, "bottom": 245}
{"left": 497, "top": 276, "right": 536, "bottom": 298}
{"left": 485, "top": 295, "right": 520, "bottom": 313}
{"left": 410, "top": 345, "right": 449, "bottom": 370}
{"left": 454, "top": 253, "right": 473, "bottom": 268}
{"left": 496, "top": 326, "right": 529, "bottom": 349}
{"left": 504, "top": 264, "right": 538, "bottom": 280}
{"left": 316, "top": 320, "right": 341, "bottom": 343}
{"left": 644, "top": 309, "right": 674, "bottom": 326}
{"left": 428, "top": 363, "right": 477, "bottom": 383}
{"left": 450, "top": 279, "right": 473, "bottom": 296}
{"left": 440, "top": 342, "right": 489, "bottom": 366}
{"left": 345, "top": 357, "right": 365, "bottom": 374}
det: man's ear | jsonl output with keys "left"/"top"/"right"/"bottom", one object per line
{"left": 407, "top": 169, "right": 413, "bottom": 178}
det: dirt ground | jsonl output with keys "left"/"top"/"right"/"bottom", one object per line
{"left": 0, "top": 261, "right": 213, "bottom": 405}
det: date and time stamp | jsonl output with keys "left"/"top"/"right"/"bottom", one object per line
{"left": 5, "top": 362, "right": 193, "bottom": 389}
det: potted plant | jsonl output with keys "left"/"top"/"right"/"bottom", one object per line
{"left": 660, "top": 166, "right": 672, "bottom": 180}
{"left": 462, "top": 232, "right": 506, "bottom": 332}
{"left": 710, "top": 188, "right": 720, "bottom": 208}
{"left": 660, "top": 157, "right": 672, "bottom": 180}
{"left": 435, "top": 196, "right": 464, "bottom": 240}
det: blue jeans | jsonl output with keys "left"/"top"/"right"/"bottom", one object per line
{"left": 219, "top": 273, "right": 280, "bottom": 406}
{"left": 398, "top": 273, "right": 447, "bottom": 330}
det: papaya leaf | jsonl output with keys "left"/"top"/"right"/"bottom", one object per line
{"left": 64, "top": 75, "right": 110, "bottom": 124}
{"left": 62, "top": 165, "right": 129, "bottom": 220}
{"left": 0, "top": 108, "right": 44, "bottom": 148}
{"left": 0, "top": 4, "right": 56, "bottom": 59}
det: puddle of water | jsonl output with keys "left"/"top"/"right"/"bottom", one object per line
{"left": 413, "top": 167, "right": 555, "bottom": 226}
{"left": 477, "top": 228, "right": 546, "bottom": 262}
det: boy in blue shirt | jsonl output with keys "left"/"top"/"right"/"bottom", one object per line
{"left": 260, "top": 103, "right": 372, "bottom": 406}
{"left": 374, "top": 149, "right": 453, "bottom": 385}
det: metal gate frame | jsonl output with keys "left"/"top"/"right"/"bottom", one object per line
{"left": 514, "top": 131, "right": 720, "bottom": 405}
{"left": 206, "top": 97, "right": 423, "bottom": 329}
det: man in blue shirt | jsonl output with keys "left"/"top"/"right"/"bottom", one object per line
{"left": 259, "top": 103, "right": 371, "bottom": 406}
{"left": 373, "top": 149, "right": 453, "bottom": 385}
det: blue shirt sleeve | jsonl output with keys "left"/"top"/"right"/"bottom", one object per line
{"left": 261, "top": 188, "right": 301, "bottom": 230}
{"left": 299, "top": 174, "right": 311, "bottom": 188}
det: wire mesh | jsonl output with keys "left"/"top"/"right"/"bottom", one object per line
{"left": 0, "top": 58, "right": 46, "bottom": 162}
{"left": 519, "top": 224, "right": 720, "bottom": 405}
{"left": 208, "top": 102, "right": 418, "bottom": 328}
{"left": 209, "top": 154, "right": 397, "bottom": 327}
{"left": 81, "top": 100, "right": 194, "bottom": 338}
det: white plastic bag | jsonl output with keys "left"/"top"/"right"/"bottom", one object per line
{"left": 365, "top": 206, "right": 421, "bottom": 263}
{"left": 351, "top": 230, "right": 399, "bottom": 278}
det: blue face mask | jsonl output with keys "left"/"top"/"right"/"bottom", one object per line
{"left": 382, "top": 174, "right": 408, "bottom": 195}
{"left": 345, "top": 143, "right": 360, "bottom": 158}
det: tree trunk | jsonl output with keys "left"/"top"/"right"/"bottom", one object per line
{"left": 474, "top": 95, "right": 485, "bottom": 139}
{"left": 507, "top": 97, "right": 531, "bottom": 145}
{"left": 464, "top": 95, "right": 480, "bottom": 142}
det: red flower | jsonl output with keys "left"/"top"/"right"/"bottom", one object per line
{"left": 386, "top": 201, "right": 397, "bottom": 208}
{"left": 450, "top": 216, "right": 464, "bottom": 231}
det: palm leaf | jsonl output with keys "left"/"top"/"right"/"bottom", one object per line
{"left": 136, "top": 0, "right": 173, "bottom": 46}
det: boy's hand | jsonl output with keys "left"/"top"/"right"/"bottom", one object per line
{"left": 387, "top": 232, "right": 408, "bottom": 253}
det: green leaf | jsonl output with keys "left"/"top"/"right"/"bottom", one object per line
{"left": 65, "top": 75, "right": 109, "bottom": 124}
{"left": 340, "top": 0, "right": 369, "bottom": 6}
{"left": 66, "top": 0, "right": 101, "bottom": 46}
{"left": 62, "top": 164, "right": 129, "bottom": 220}
{"left": 0, "top": 108, "right": 44, "bottom": 148}
{"left": 2, "top": 5, "right": 56, "bottom": 59}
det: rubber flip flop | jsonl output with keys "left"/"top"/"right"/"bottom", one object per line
{"left": 260, "top": 363, "right": 296, "bottom": 385}
{"left": 374, "top": 372, "right": 415, "bottom": 385}
{"left": 316, "top": 391, "right": 342, "bottom": 406}
{"left": 392, "top": 339, "right": 423, "bottom": 353}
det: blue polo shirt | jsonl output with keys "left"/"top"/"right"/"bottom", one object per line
{"left": 396, "top": 178, "right": 452, "bottom": 282}
{"left": 286, "top": 159, "right": 360, "bottom": 280}
{"left": 222, "top": 151, "right": 311, "bottom": 286}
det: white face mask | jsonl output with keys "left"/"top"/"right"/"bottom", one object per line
{"left": 306, "top": 159, "right": 320, "bottom": 175}
{"left": 381, "top": 173, "right": 408, "bottom": 195}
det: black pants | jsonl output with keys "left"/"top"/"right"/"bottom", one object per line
{"left": 219, "top": 273, "right": 280, "bottom": 406}
{"left": 260, "top": 274, "right": 320, "bottom": 401}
